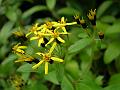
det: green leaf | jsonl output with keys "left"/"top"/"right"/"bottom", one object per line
{"left": 2, "top": 54, "right": 18, "bottom": 65}
{"left": 95, "top": 76, "right": 104, "bottom": 86}
{"left": 22, "top": 5, "right": 47, "bottom": 19}
{"left": 55, "top": 63, "right": 64, "bottom": 83}
{"left": 61, "top": 75, "right": 74, "bottom": 90}
{"left": 78, "top": 33, "right": 89, "bottom": 38}
{"left": 0, "top": 0, "right": 2, "bottom": 5}
{"left": 100, "top": 15, "right": 116, "bottom": 23}
{"left": 80, "top": 48, "right": 92, "bottom": 71}
{"left": 97, "top": 1, "right": 113, "bottom": 18}
{"left": 104, "top": 84, "right": 120, "bottom": 90}
{"left": 0, "top": 45, "right": 9, "bottom": 59}
{"left": 44, "top": 71, "right": 59, "bottom": 84}
{"left": 5, "top": 9, "right": 17, "bottom": 22}
{"left": 57, "top": 7, "right": 80, "bottom": 15}
{"left": 105, "top": 23, "right": 120, "bottom": 35}
{"left": 104, "top": 42, "right": 120, "bottom": 64}
{"left": 0, "top": 22, "right": 14, "bottom": 44}
{"left": 76, "top": 83, "right": 92, "bottom": 90}
{"left": 96, "top": 21, "right": 110, "bottom": 32}
{"left": 17, "top": 63, "right": 33, "bottom": 72}
{"left": 65, "top": 60, "right": 80, "bottom": 79}
{"left": 22, "top": 72, "right": 30, "bottom": 81}
{"left": 28, "top": 80, "right": 48, "bottom": 90}
{"left": 46, "top": 0, "right": 56, "bottom": 10}
{"left": 109, "top": 73, "right": 120, "bottom": 85}
{"left": 68, "top": 38, "right": 92, "bottom": 53}
{"left": 76, "top": 72, "right": 102, "bottom": 90}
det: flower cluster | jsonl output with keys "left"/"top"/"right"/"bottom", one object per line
{"left": 74, "top": 9, "right": 104, "bottom": 39}
{"left": 12, "top": 17, "right": 77, "bottom": 74}
{"left": 74, "top": 9, "right": 96, "bottom": 29}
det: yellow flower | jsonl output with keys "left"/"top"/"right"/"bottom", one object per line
{"left": 30, "top": 32, "right": 50, "bottom": 47}
{"left": 87, "top": 9, "right": 96, "bottom": 20}
{"left": 32, "top": 42, "right": 64, "bottom": 74}
{"left": 74, "top": 14, "right": 80, "bottom": 20}
{"left": 80, "top": 18, "right": 85, "bottom": 24}
{"left": 12, "top": 43, "right": 27, "bottom": 55}
{"left": 53, "top": 17, "right": 77, "bottom": 33}
{"left": 79, "top": 17, "right": 88, "bottom": 29}
{"left": 26, "top": 23, "right": 45, "bottom": 37}
{"left": 74, "top": 14, "right": 80, "bottom": 24}
{"left": 45, "top": 28, "right": 70, "bottom": 46}
{"left": 15, "top": 54, "right": 34, "bottom": 63}
{"left": 13, "top": 30, "right": 24, "bottom": 37}
{"left": 15, "top": 54, "right": 40, "bottom": 64}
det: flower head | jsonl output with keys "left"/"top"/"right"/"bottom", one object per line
{"left": 74, "top": 14, "right": 80, "bottom": 24}
{"left": 26, "top": 23, "right": 43, "bottom": 37}
{"left": 53, "top": 17, "right": 77, "bottom": 33}
{"left": 30, "top": 31, "right": 51, "bottom": 47}
{"left": 15, "top": 54, "right": 39, "bottom": 64}
{"left": 12, "top": 43, "right": 27, "bottom": 55}
{"left": 45, "top": 28, "right": 70, "bottom": 46}
{"left": 13, "top": 30, "right": 24, "bottom": 37}
{"left": 79, "top": 17, "right": 87, "bottom": 29}
{"left": 32, "top": 42, "right": 64, "bottom": 74}
{"left": 87, "top": 9, "right": 96, "bottom": 20}
{"left": 87, "top": 9, "right": 96, "bottom": 26}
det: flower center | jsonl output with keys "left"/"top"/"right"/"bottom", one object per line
{"left": 43, "top": 54, "right": 51, "bottom": 61}
{"left": 46, "top": 22, "right": 53, "bottom": 29}
{"left": 53, "top": 32, "right": 59, "bottom": 38}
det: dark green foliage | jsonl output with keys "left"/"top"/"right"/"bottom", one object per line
{"left": 0, "top": 0, "right": 120, "bottom": 90}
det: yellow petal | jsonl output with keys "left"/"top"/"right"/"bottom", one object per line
{"left": 61, "top": 17, "right": 65, "bottom": 23}
{"left": 57, "top": 36, "right": 65, "bottom": 43}
{"left": 15, "top": 57, "right": 32, "bottom": 62}
{"left": 15, "top": 59, "right": 25, "bottom": 63}
{"left": 45, "top": 62, "right": 48, "bottom": 75}
{"left": 32, "top": 60, "right": 44, "bottom": 69}
{"left": 37, "top": 24, "right": 46, "bottom": 30}
{"left": 61, "top": 27, "right": 67, "bottom": 33}
{"left": 34, "top": 31, "right": 38, "bottom": 35}
{"left": 18, "top": 46, "right": 27, "bottom": 49}
{"left": 16, "top": 49, "right": 25, "bottom": 54}
{"left": 36, "top": 52, "right": 44, "bottom": 56}
{"left": 45, "top": 38, "right": 54, "bottom": 46}
{"left": 14, "top": 43, "right": 20, "bottom": 48}
{"left": 46, "top": 29, "right": 53, "bottom": 33}
{"left": 49, "top": 42, "right": 57, "bottom": 54}
{"left": 26, "top": 32, "right": 32, "bottom": 37}
{"left": 59, "top": 32, "right": 70, "bottom": 35}
{"left": 30, "top": 36, "right": 39, "bottom": 40}
{"left": 54, "top": 27, "right": 59, "bottom": 32}
{"left": 66, "top": 22, "right": 77, "bottom": 25}
{"left": 38, "top": 38, "right": 44, "bottom": 47}
{"left": 51, "top": 57, "right": 64, "bottom": 62}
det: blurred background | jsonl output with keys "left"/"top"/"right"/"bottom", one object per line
{"left": 0, "top": 0, "right": 120, "bottom": 90}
